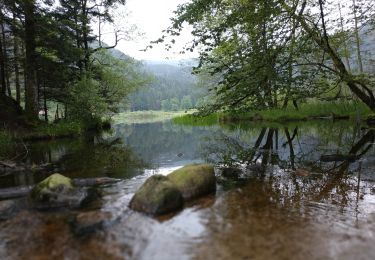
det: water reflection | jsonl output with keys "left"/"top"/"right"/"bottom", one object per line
{"left": 1, "top": 121, "right": 375, "bottom": 259}
{"left": 202, "top": 123, "right": 375, "bottom": 174}
{"left": 0, "top": 135, "right": 147, "bottom": 188}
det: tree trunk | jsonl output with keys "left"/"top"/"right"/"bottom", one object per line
{"left": 1, "top": 22, "right": 11, "bottom": 97}
{"left": 43, "top": 82, "right": 48, "bottom": 122}
{"left": 24, "top": 0, "right": 39, "bottom": 120}
{"left": 13, "top": 10, "right": 21, "bottom": 104}
{"left": 281, "top": 0, "right": 375, "bottom": 111}
{"left": 352, "top": 0, "right": 363, "bottom": 72}
{"left": 0, "top": 12, "right": 6, "bottom": 95}
{"left": 81, "top": 0, "right": 89, "bottom": 71}
{"left": 338, "top": 3, "right": 351, "bottom": 72}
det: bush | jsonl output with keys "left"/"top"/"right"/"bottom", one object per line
{"left": 24, "top": 121, "right": 84, "bottom": 140}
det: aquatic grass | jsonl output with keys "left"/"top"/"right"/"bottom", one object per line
{"left": 223, "top": 101, "right": 372, "bottom": 122}
{"left": 173, "top": 102, "right": 372, "bottom": 126}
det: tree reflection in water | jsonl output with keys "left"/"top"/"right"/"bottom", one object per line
{"left": 201, "top": 123, "right": 375, "bottom": 210}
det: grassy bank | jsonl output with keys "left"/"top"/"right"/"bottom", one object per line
{"left": 173, "top": 113, "right": 220, "bottom": 126}
{"left": 21, "top": 121, "right": 85, "bottom": 141}
{"left": 173, "top": 102, "right": 373, "bottom": 125}
{"left": 113, "top": 110, "right": 196, "bottom": 124}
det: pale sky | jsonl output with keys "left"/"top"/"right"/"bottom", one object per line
{"left": 100, "top": 0, "right": 196, "bottom": 61}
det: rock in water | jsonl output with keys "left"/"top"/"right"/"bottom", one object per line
{"left": 129, "top": 175, "right": 183, "bottom": 215}
{"left": 31, "top": 173, "right": 73, "bottom": 198}
{"left": 31, "top": 173, "right": 89, "bottom": 208}
{"left": 168, "top": 164, "right": 216, "bottom": 201}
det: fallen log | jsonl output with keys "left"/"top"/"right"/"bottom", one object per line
{"left": 0, "top": 161, "right": 17, "bottom": 169}
{"left": 0, "top": 162, "right": 56, "bottom": 175}
{"left": 0, "top": 186, "right": 33, "bottom": 200}
{"left": 72, "top": 177, "right": 122, "bottom": 187}
{"left": 0, "top": 177, "right": 122, "bottom": 200}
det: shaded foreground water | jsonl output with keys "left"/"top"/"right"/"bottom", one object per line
{"left": 1, "top": 121, "right": 375, "bottom": 259}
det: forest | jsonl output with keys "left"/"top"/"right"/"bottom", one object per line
{"left": 156, "top": 0, "right": 375, "bottom": 115}
{"left": 0, "top": 0, "right": 147, "bottom": 129}
{"left": 2, "top": 1, "right": 375, "bottom": 259}
{"left": 2, "top": 0, "right": 375, "bottom": 126}
{"left": 129, "top": 61, "right": 206, "bottom": 111}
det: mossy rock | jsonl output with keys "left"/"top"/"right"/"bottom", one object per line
{"left": 31, "top": 173, "right": 91, "bottom": 208}
{"left": 31, "top": 173, "right": 73, "bottom": 200}
{"left": 129, "top": 175, "right": 183, "bottom": 215}
{"left": 167, "top": 164, "right": 216, "bottom": 201}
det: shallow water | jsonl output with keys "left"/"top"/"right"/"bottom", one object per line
{"left": 1, "top": 121, "right": 375, "bottom": 259}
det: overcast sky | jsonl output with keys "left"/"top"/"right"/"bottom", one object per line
{"left": 101, "top": 0, "right": 195, "bottom": 61}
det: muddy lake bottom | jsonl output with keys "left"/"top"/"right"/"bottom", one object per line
{"left": 1, "top": 120, "right": 375, "bottom": 259}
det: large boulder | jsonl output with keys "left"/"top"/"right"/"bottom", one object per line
{"left": 129, "top": 175, "right": 183, "bottom": 215}
{"left": 30, "top": 173, "right": 90, "bottom": 208}
{"left": 167, "top": 164, "right": 216, "bottom": 201}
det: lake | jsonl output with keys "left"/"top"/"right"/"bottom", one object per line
{"left": 1, "top": 120, "right": 375, "bottom": 259}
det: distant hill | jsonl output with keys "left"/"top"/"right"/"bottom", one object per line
{"left": 129, "top": 62, "right": 205, "bottom": 111}
{"left": 92, "top": 41, "right": 204, "bottom": 111}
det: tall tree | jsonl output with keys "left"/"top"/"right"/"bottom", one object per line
{"left": 23, "top": 0, "right": 39, "bottom": 120}
{"left": 352, "top": 0, "right": 363, "bottom": 72}
{"left": 161, "top": 0, "right": 375, "bottom": 112}
{"left": 0, "top": 9, "right": 6, "bottom": 95}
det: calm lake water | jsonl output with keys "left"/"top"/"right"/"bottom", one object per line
{"left": 1, "top": 120, "right": 375, "bottom": 259}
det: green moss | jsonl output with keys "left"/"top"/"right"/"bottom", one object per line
{"left": 129, "top": 175, "right": 183, "bottom": 215}
{"left": 31, "top": 173, "right": 73, "bottom": 201}
{"left": 168, "top": 164, "right": 216, "bottom": 200}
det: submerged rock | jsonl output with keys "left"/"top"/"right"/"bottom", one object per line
{"left": 129, "top": 175, "right": 183, "bottom": 215}
{"left": 72, "top": 211, "right": 115, "bottom": 235}
{"left": 168, "top": 164, "right": 216, "bottom": 201}
{"left": 30, "top": 173, "right": 93, "bottom": 209}
{"left": 0, "top": 200, "right": 19, "bottom": 221}
{"left": 295, "top": 168, "right": 310, "bottom": 177}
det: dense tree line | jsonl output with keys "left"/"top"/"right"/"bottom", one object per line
{"left": 156, "top": 0, "right": 375, "bottom": 113}
{"left": 0, "top": 0, "right": 145, "bottom": 125}
{"left": 129, "top": 62, "right": 206, "bottom": 111}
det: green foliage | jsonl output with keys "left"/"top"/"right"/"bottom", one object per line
{"left": 181, "top": 95, "right": 193, "bottom": 110}
{"left": 162, "top": 0, "right": 375, "bottom": 114}
{"left": 66, "top": 50, "right": 149, "bottom": 125}
{"left": 129, "top": 62, "right": 206, "bottom": 111}
{"left": 161, "top": 99, "right": 172, "bottom": 111}
{"left": 170, "top": 97, "right": 180, "bottom": 111}
{"left": 0, "top": 130, "right": 14, "bottom": 158}
{"left": 67, "top": 75, "right": 106, "bottom": 124}
{"left": 174, "top": 101, "right": 372, "bottom": 125}
{"left": 24, "top": 121, "right": 84, "bottom": 140}
{"left": 225, "top": 101, "right": 371, "bottom": 122}
{"left": 0, "top": 0, "right": 141, "bottom": 127}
